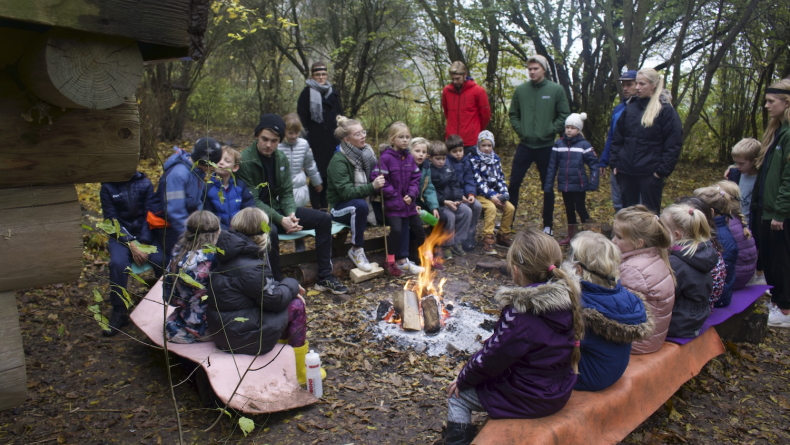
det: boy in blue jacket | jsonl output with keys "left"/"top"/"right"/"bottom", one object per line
{"left": 446, "top": 134, "right": 482, "bottom": 251}
{"left": 204, "top": 146, "right": 256, "bottom": 229}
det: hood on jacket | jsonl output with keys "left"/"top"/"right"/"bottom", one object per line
{"left": 580, "top": 281, "right": 654, "bottom": 343}
{"left": 496, "top": 282, "right": 575, "bottom": 336}
{"left": 445, "top": 78, "right": 480, "bottom": 95}
{"left": 672, "top": 240, "right": 718, "bottom": 273}
{"left": 163, "top": 149, "right": 194, "bottom": 172}
{"left": 215, "top": 229, "right": 263, "bottom": 263}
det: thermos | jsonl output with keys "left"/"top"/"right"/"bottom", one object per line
{"left": 305, "top": 350, "right": 323, "bottom": 398}
{"left": 419, "top": 209, "right": 439, "bottom": 226}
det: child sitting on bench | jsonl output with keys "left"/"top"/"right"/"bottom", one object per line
{"left": 715, "top": 180, "right": 757, "bottom": 290}
{"left": 204, "top": 146, "right": 256, "bottom": 229}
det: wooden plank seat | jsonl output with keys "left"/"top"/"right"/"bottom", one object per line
{"left": 277, "top": 221, "right": 350, "bottom": 241}
{"left": 130, "top": 281, "right": 317, "bottom": 414}
{"left": 279, "top": 221, "right": 388, "bottom": 267}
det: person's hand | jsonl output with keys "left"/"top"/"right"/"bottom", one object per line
{"left": 463, "top": 195, "right": 475, "bottom": 204}
{"left": 296, "top": 285, "right": 307, "bottom": 306}
{"left": 491, "top": 195, "right": 503, "bottom": 208}
{"left": 723, "top": 166, "right": 733, "bottom": 180}
{"left": 314, "top": 184, "right": 323, "bottom": 193}
{"left": 447, "top": 379, "right": 460, "bottom": 399}
{"left": 445, "top": 201, "right": 458, "bottom": 211}
{"left": 771, "top": 219, "right": 784, "bottom": 231}
{"left": 653, "top": 172, "right": 661, "bottom": 178}
{"left": 433, "top": 209, "right": 440, "bottom": 220}
{"left": 403, "top": 195, "right": 412, "bottom": 205}
{"left": 129, "top": 241, "right": 148, "bottom": 266}
{"left": 372, "top": 175, "right": 386, "bottom": 190}
{"left": 599, "top": 167, "right": 607, "bottom": 177}
{"left": 281, "top": 215, "right": 302, "bottom": 234}
{"left": 613, "top": 168, "right": 618, "bottom": 175}
{"left": 298, "top": 285, "right": 306, "bottom": 296}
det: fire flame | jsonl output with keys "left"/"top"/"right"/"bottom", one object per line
{"left": 403, "top": 223, "right": 453, "bottom": 299}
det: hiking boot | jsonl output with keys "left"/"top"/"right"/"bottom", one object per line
{"left": 443, "top": 421, "right": 478, "bottom": 445}
{"left": 559, "top": 224, "right": 578, "bottom": 246}
{"left": 462, "top": 236, "right": 477, "bottom": 252}
{"left": 543, "top": 226, "right": 554, "bottom": 236}
{"left": 451, "top": 244, "right": 466, "bottom": 257}
{"left": 495, "top": 233, "right": 512, "bottom": 248}
{"left": 101, "top": 309, "right": 129, "bottom": 337}
{"left": 768, "top": 308, "right": 790, "bottom": 327}
{"left": 385, "top": 261, "right": 404, "bottom": 277}
{"left": 397, "top": 260, "right": 425, "bottom": 275}
{"left": 483, "top": 235, "right": 497, "bottom": 255}
{"left": 348, "top": 247, "right": 372, "bottom": 272}
{"left": 443, "top": 247, "right": 454, "bottom": 261}
{"left": 313, "top": 275, "right": 349, "bottom": 294}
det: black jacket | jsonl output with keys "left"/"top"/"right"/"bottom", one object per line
{"left": 667, "top": 240, "right": 717, "bottom": 338}
{"left": 430, "top": 162, "right": 464, "bottom": 205}
{"left": 609, "top": 96, "right": 683, "bottom": 178}
{"left": 100, "top": 171, "right": 154, "bottom": 243}
{"left": 545, "top": 135, "right": 599, "bottom": 193}
{"left": 297, "top": 86, "right": 343, "bottom": 176}
{"left": 206, "top": 230, "right": 301, "bottom": 355}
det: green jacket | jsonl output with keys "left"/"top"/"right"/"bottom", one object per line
{"left": 236, "top": 143, "right": 296, "bottom": 225}
{"left": 418, "top": 162, "right": 440, "bottom": 212}
{"left": 760, "top": 122, "right": 790, "bottom": 221}
{"left": 509, "top": 78, "right": 570, "bottom": 148}
{"left": 326, "top": 151, "right": 376, "bottom": 208}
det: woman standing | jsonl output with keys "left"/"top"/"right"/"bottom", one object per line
{"left": 754, "top": 79, "right": 790, "bottom": 327}
{"left": 610, "top": 68, "right": 682, "bottom": 213}
{"left": 297, "top": 61, "right": 343, "bottom": 211}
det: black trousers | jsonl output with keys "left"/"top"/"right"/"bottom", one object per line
{"left": 309, "top": 173, "right": 329, "bottom": 210}
{"left": 616, "top": 173, "right": 665, "bottom": 213}
{"left": 269, "top": 207, "right": 333, "bottom": 281}
{"left": 508, "top": 144, "right": 554, "bottom": 227}
{"left": 561, "top": 191, "right": 590, "bottom": 225}
{"left": 386, "top": 215, "right": 425, "bottom": 260}
{"left": 758, "top": 217, "right": 790, "bottom": 310}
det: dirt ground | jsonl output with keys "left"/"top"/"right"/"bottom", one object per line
{"left": 2, "top": 156, "right": 789, "bottom": 445}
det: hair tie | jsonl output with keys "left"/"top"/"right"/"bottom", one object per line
{"left": 655, "top": 215, "right": 660, "bottom": 221}
{"left": 574, "top": 341, "right": 580, "bottom": 347}
{"left": 548, "top": 264, "right": 557, "bottom": 273}
{"left": 720, "top": 190, "right": 726, "bottom": 196}
{"left": 518, "top": 251, "right": 525, "bottom": 264}
{"left": 577, "top": 260, "right": 617, "bottom": 283}
{"left": 688, "top": 209, "right": 694, "bottom": 215}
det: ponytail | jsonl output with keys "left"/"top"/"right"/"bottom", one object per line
{"left": 555, "top": 262, "right": 584, "bottom": 374}
{"left": 638, "top": 68, "right": 668, "bottom": 128}
{"left": 661, "top": 204, "right": 711, "bottom": 256}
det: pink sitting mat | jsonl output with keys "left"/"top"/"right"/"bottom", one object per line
{"left": 130, "top": 280, "right": 317, "bottom": 413}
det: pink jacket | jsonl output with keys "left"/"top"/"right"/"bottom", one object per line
{"left": 619, "top": 247, "right": 675, "bottom": 354}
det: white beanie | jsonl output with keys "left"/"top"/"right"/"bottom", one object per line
{"left": 478, "top": 130, "right": 495, "bottom": 147}
{"left": 527, "top": 55, "right": 550, "bottom": 74}
{"left": 565, "top": 112, "right": 587, "bottom": 131}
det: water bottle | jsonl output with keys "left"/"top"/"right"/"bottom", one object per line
{"left": 419, "top": 209, "right": 439, "bottom": 226}
{"left": 305, "top": 350, "right": 323, "bottom": 398}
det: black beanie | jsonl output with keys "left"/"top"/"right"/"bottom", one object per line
{"left": 191, "top": 137, "right": 223, "bottom": 165}
{"left": 254, "top": 114, "right": 285, "bottom": 140}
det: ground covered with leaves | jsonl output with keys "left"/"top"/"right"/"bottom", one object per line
{"left": 2, "top": 144, "right": 789, "bottom": 444}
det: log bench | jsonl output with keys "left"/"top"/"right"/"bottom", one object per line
{"left": 278, "top": 221, "right": 386, "bottom": 267}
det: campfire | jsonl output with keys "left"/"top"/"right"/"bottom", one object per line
{"left": 377, "top": 225, "right": 453, "bottom": 334}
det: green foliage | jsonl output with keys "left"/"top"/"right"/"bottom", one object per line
{"left": 233, "top": 317, "right": 249, "bottom": 323}
{"left": 238, "top": 416, "right": 255, "bottom": 436}
{"left": 177, "top": 270, "right": 205, "bottom": 289}
{"left": 126, "top": 267, "right": 149, "bottom": 287}
{"left": 201, "top": 244, "right": 225, "bottom": 255}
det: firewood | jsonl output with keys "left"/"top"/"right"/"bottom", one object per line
{"left": 376, "top": 300, "right": 394, "bottom": 322}
{"left": 421, "top": 295, "right": 441, "bottom": 334}
{"left": 349, "top": 263, "right": 385, "bottom": 283}
{"left": 475, "top": 261, "right": 510, "bottom": 276}
{"left": 401, "top": 288, "right": 422, "bottom": 331}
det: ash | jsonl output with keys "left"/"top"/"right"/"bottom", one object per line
{"left": 371, "top": 304, "right": 497, "bottom": 357}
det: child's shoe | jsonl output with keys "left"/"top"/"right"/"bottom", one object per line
{"left": 543, "top": 226, "right": 554, "bottom": 236}
{"left": 385, "top": 261, "right": 404, "bottom": 277}
{"left": 348, "top": 247, "right": 372, "bottom": 272}
{"left": 768, "top": 308, "right": 790, "bottom": 327}
{"left": 451, "top": 244, "right": 466, "bottom": 257}
{"left": 442, "top": 247, "right": 454, "bottom": 261}
{"left": 483, "top": 235, "right": 497, "bottom": 255}
{"left": 495, "top": 233, "right": 512, "bottom": 248}
{"left": 559, "top": 224, "right": 578, "bottom": 246}
{"left": 101, "top": 309, "right": 129, "bottom": 337}
{"left": 397, "top": 260, "right": 425, "bottom": 275}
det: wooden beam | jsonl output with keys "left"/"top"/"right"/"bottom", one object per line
{"left": 0, "top": 73, "right": 140, "bottom": 187}
{"left": 0, "top": 185, "right": 83, "bottom": 292}
{"left": 0, "top": 291, "right": 26, "bottom": 411}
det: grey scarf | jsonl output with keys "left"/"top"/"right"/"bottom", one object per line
{"left": 340, "top": 140, "right": 377, "bottom": 182}
{"left": 305, "top": 79, "right": 333, "bottom": 124}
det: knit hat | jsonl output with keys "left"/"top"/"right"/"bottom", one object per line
{"left": 191, "top": 137, "right": 223, "bottom": 165}
{"left": 527, "top": 55, "right": 550, "bottom": 74}
{"left": 565, "top": 113, "right": 587, "bottom": 131}
{"left": 254, "top": 113, "right": 285, "bottom": 139}
{"left": 478, "top": 130, "right": 495, "bottom": 147}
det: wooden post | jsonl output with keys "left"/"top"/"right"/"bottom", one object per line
{"left": 401, "top": 288, "right": 422, "bottom": 331}
{"left": 0, "top": 291, "right": 26, "bottom": 410}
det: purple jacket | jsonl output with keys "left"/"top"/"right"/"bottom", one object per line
{"left": 371, "top": 147, "right": 421, "bottom": 217}
{"left": 457, "top": 282, "right": 577, "bottom": 419}
{"left": 728, "top": 216, "right": 757, "bottom": 290}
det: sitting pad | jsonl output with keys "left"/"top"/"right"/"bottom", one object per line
{"left": 277, "top": 221, "right": 350, "bottom": 241}
{"left": 130, "top": 280, "right": 317, "bottom": 413}
{"left": 666, "top": 284, "right": 771, "bottom": 345}
{"left": 472, "top": 328, "right": 725, "bottom": 445}
{"left": 130, "top": 262, "right": 152, "bottom": 275}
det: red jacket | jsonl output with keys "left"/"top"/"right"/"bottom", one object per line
{"left": 442, "top": 79, "right": 491, "bottom": 147}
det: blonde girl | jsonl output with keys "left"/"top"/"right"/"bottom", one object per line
{"left": 612, "top": 205, "right": 675, "bottom": 354}
{"left": 714, "top": 181, "right": 757, "bottom": 290}
{"left": 694, "top": 186, "right": 741, "bottom": 307}
{"left": 444, "top": 228, "right": 582, "bottom": 444}
{"left": 661, "top": 204, "right": 718, "bottom": 338}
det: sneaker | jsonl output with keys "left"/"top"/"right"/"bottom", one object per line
{"left": 750, "top": 274, "right": 767, "bottom": 286}
{"left": 313, "top": 275, "right": 349, "bottom": 294}
{"left": 543, "top": 226, "right": 554, "bottom": 236}
{"left": 385, "top": 261, "right": 404, "bottom": 277}
{"left": 101, "top": 309, "right": 129, "bottom": 337}
{"left": 483, "top": 235, "right": 498, "bottom": 255}
{"left": 348, "top": 247, "right": 372, "bottom": 272}
{"left": 443, "top": 247, "right": 454, "bottom": 261}
{"left": 767, "top": 308, "right": 790, "bottom": 327}
{"left": 462, "top": 241, "right": 476, "bottom": 252}
{"left": 451, "top": 244, "right": 466, "bottom": 257}
{"left": 397, "top": 260, "right": 425, "bottom": 275}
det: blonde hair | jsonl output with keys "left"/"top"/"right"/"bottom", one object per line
{"left": 408, "top": 137, "right": 429, "bottom": 152}
{"left": 506, "top": 228, "right": 584, "bottom": 373}
{"left": 221, "top": 146, "right": 241, "bottom": 165}
{"left": 387, "top": 121, "right": 411, "bottom": 146}
{"left": 230, "top": 207, "right": 270, "bottom": 252}
{"left": 757, "top": 79, "right": 790, "bottom": 168}
{"left": 731, "top": 137, "right": 761, "bottom": 161}
{"left": 449, "top": 61, "right": 467, "bottom": 76}
{"left": 334, "top": 115, "right": 364, "bottom": 139}
{"left": 693, "top": 186, "right": 733, "bottom": 216}
{"left": 638, "top": 68, "right": 668, "bottom": 127}
{"left": 284, "top": 113, "right": 303, "bottom": 134}
{"left": 661, "top": 204, "right": 711, "bottom": 256}
{"left": 614, "top": 205, "right": 675, "bottom": 284}
{"left": 714, "top": 181, "right": 753, "bottom": 239}
{"left": 567, "top": 231, "right": 621, "bottom": 288}
{"left": 171, "top": 211, "right": 221, "bottom": 268}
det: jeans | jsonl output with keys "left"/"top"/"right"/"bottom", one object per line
{"left": 438, "top": 204, "right": 473, "bottom": 246}
{"left": 269, "top": 207, "right": 333, "bottom": 281}
{"left": 610, "top": 172, "right": 623, "bottom": 212}
{"left": 107, "top": 237, "right": 164, "bottom": 311}
{"left": 330, "top": 199, "right": 368, "bottom": 247}
{"left": 447, "top": 388, "right": 486, "bottom": 424}
{"left": 508, "top": 144, "right": 554, "bottom": 227}
{"left": 616, "top": 173, "right": 665, "bottom": 213}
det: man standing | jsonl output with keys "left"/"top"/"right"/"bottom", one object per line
{"left": 599, "top": 70, "right": 637, "bottom": 214}
{"left": 441, "top": 61, "right": 491, "bottom": 154}
{"left": 236, "top": 113, "right": 348, "bottom": 294}
{"left": 508, "top": 55, "right": 570, "bottom": 236}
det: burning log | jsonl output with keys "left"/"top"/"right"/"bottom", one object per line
{"left": 401, "top": 287, "right": 422, "bottom": 331}
{"left": 376, "top": 300, "right": 394, "bottom": 322}
{"left": 421, "top": 295, "right": 441, "bottom": 334}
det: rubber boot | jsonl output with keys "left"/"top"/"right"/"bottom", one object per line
{"left": 443, "top": 422, "right": 478, "bottom": 445}
{"left": 559, "top": 224, "right": 578, "bottom": 246}
{"left": 293, "top": 341, "right": 326, "bottom": 386}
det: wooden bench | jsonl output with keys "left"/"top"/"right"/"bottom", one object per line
{"left": 278, "top": 221, "right": 387, "bottom": 267}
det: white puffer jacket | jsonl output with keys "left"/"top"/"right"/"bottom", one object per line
{"left": 277, "top": 137, "right": 323, "bottom": 207}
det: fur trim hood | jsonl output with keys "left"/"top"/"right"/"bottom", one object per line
{"left": 496, "top": 281, "right": 573, "bottom": 315}
{"left": 581, "top": 282, "right": 655, "bottom": 343}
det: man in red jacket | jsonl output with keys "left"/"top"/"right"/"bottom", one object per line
{"left": 441, "top": 61, "right": 491, "bottom": 155}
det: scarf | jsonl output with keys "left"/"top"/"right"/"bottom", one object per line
{"left": 305, "top": 79, "right": 333, "bottom": 124}
{"left": 340, "top": 140, "right": 378, "bottom": 225}
{"left": 477, "top": 149, "right": 497, "bottom": 165}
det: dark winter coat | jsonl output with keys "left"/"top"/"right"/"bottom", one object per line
{"left": 371, "top": 147, "right": 421, "bottom": 218}
{"left": 206, "top": 230, "right": 301, "bottom": 355}
{"left": 148, "top": 149, "right": 208, "bottom": 237}
{"left": 326, "top": 150, "right": 376, "bottom": 208}
{"left": 430, "top": 162, "right": 464, "bottom": 205}
{"left": 574, "top": 281, "right": 653, "bottom": 392}
{"left": 417, "top": 161, "right": 440, "bottom": 212}
{"left": 544, "top": 135, "right": 600, "bottom": 193}
{"left": 456, "top": 282, "right": 577, "bottom": 419}
{"left": 600, "top": 98, "right": 629, "bottom": 168}
{"left": 609, "top": 95, "right": 683, "bottom": 178}
{"left": 728, "top": 216, "right": 757, "bottom": 290}
{"left": 667, "top": 241, "right": 718, "bottom": 338}
{"left": 441, "top": 78, "right": 492, "bottom": 147}
{"left": 297, "top": 86, "right": 343, "bottom": 177}
{"left": 100, "top": 171, "right": 154, "bottom": 243}
{"left": 756, "top": 121, "right": 790, "bottom": 221}
{"left": 713, "top": 215, "right": 739, "bottom": 307}
{"left": 508, "top": 78, "right": 571, "bottom": 148}
{"left": 235, "top": 144, "right": 296, "bottom": 226}
{"left": 447, "top": 155, "right": 477, "bottom": 197}
{"left": 203, "top": 177, "right": 256, "bottom": 229}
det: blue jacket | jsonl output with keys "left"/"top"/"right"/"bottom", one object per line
{"left": 203, "top": 176, "right": 256, "bottom": 229}
{"left": 600, "top": 99, "right": 628, "bottom": 168}
{"left": 575, "top": 281, "right": 652, "bottom": 392}
{"left": 100, "top": 171, "right": 154, "bottom": 243}
{"left": 149, "top": 149, "right": 208, "bottom": 238}
{"left": 429, "top": 162, "right": 464, "bottom": 205}
{"left": 545, "top": 135, "right": 599, "bottom": 193}
{"left": 447, "top": 155, "right": 477, "bottom": 197}
{"left": 713, "top": 215, "right": 739, "bottom": 307}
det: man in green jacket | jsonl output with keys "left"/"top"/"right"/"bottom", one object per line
{"left": 507, "top": 54, "right": 570, "bottom": 236}
{"left": 237, "top": 113, "right": 348, "bottom": 294}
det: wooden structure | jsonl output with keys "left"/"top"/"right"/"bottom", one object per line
{"left": 0, "top": 0, "right": 209, "bottom": 411}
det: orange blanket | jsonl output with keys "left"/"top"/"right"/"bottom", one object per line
{"left": 473, "top": 328, "right": 725, "bottom": 445}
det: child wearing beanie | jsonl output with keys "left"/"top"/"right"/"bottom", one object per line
{"left": 544, "top": 112, "right": 599, "bottom": 245}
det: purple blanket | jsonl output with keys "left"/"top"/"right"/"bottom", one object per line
{"left": 665, "top": 285, "right": 772, "bottom": 345}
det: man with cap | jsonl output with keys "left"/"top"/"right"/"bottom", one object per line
{"left": 148, "top": 137, "right": 223, "bottom": 262}
{"left": 441, "top": 61, "right": 491, "bottom": 155}
{"left": 599, "top": 70, "right": 638, "bottom": 213}
{"left": 236, "top": 113, "right": 349, "bottom": 294}
{"left": 507, "top": 54, "right": 570, "bottom": 236}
